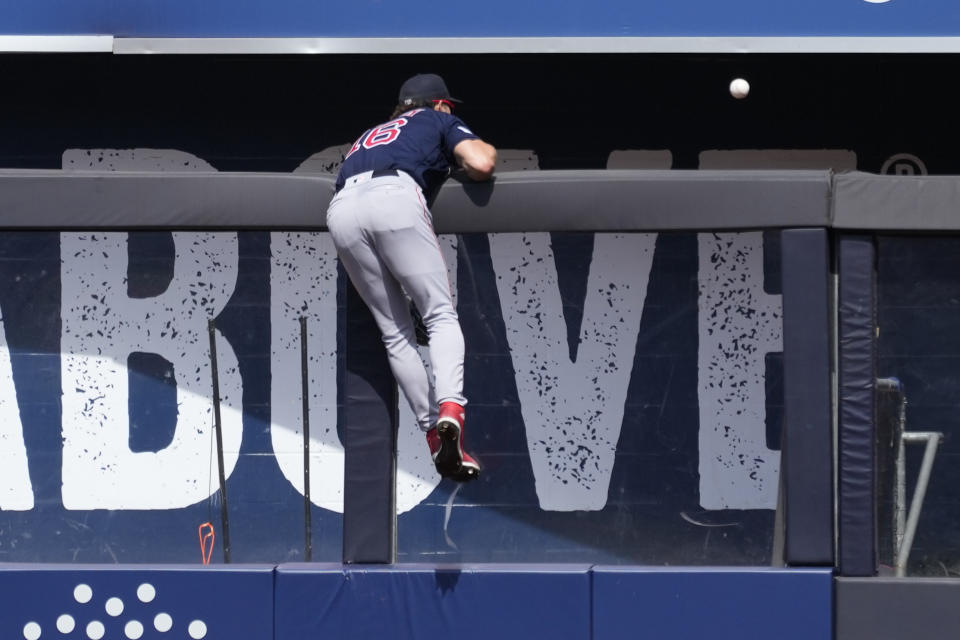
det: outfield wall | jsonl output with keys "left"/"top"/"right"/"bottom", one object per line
{"left": 3, "top": 167, "right": 960, "bottom": 637}
{"left": 0, "top": 169, "right": 806, "bottom": 566}
{"left": 0, "top": 169, "right": 955, "bottom": 572}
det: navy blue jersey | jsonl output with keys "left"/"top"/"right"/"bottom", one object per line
{"left": 336, "top": 108, "right": 480, "bottom": 200}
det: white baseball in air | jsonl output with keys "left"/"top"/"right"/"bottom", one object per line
{"left": 729, "top": 78, "right": 750, "bottom": 99}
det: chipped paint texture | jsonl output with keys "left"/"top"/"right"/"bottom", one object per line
{"left": 62, "top": 148, "right": 216, "bottom": 172}
{"left": 0, "top": 309, "right": 33, "bottom": 510}
{"left": 490, "top": 232, "right": 656, "bottom": 511}
{"left": 293, "top": 145, "right": 351, "bottom": 175}
{"left": 495, "top": 149, "right": 541, "bottom": 171}
{"left": 269, "top": 232, "right": 343, "bottom": 511}
{"left": 697, "top": 232, "right": 782, "bottom": 509}
{"left": 60, "top": 232, "right": 243, "bottom": 510}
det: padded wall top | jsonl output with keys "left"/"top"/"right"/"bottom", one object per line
{"left": 834, "top": 172, "right": 960, "bottom": 230}
{"left": 0, "top": 169, "right": 832, "bottom": 231}
{"left": 7, "top": 168, "right": 960, "bottom": 232}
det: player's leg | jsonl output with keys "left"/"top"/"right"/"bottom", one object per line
{"left": 326, "top": 188, "right": 435, "bottom": 432}
{"left": 368, "top": 182, "right": 479, "bottom": 480}
{"left": 367, "top": 185, "right": 465, "bottom": 408}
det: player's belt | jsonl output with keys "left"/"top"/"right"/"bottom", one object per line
{"left": 338, "top": 168, "right": 404, "bottom": 192}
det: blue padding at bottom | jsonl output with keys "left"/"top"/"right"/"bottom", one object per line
{"left": 592, "top": 567, "right": 833, "bottom": 640}
{"left": 0, "top": 563, "right": 835, "bottom": 640}
{"left": 275, "top": 563, "right": 592, "bottom": 640}
{"left": 0, "top": 564, "right": 275, "bottom": 640}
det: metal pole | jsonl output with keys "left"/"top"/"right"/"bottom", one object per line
{"left": 208, "top": 319, "right": 231, "bottom": 564}
{"left": 890, "top": 383, "right": 907, "bottom": 567}
{"left": 895, "top": 431, "right": 942, "bottom": 577}
{"left": 300, "top": 316, "right": 313, "bottom": 562}
{"left": 894, "top": 427, "right": 907, "bottom": 562}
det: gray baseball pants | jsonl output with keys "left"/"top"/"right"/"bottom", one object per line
{"left": 326, "top": 170, "right": 466, "bottom": 431}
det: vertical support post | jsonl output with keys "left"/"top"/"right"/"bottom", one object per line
{"left": 780, "top": 228, "right": 834, "bottom": 565}
{"left": 208, "top": 319, "right": 231, "bottom": 564}
{"left": 299, "top": 316, "right": 313, "bottom": 562}
{"left": 837, "top": 234, "right": 877, "bottom": 577}
{"left": 341, "top": 278, "right": 398, "bottom": 564}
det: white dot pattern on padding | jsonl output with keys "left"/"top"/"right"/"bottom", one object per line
{"left": 57, "top": 614, "right": 76, "bottom": 633}
{"left": 188, "top": 620, "right": 208, "bottom": 639}
{"left": 22, "top": 622, "right": 41, "bottom": 640}
{"left": 136, "top": 583, "right": 156, "bottom": 603}
{"left": 74, "top": 584, "right": 93, "bottom": 604}
{"left": 124, "top": 620, "right": 144, "bottom": 639}
{"left": 21, "top": 579, "right": 215, "bottom": 640}
{"left": 105, "top": 597, "right": 124, "bottom": 617}
{"left": 154, "top": 613, "right": 173, "bottom": 632}
{"left": 86, "top": 620, "right": 105, "bottom": 640}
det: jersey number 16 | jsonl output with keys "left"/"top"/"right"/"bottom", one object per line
{"left": 346, "top": 117, "right": 409, "bottom": 158}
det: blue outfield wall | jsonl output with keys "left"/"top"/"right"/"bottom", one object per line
{"left": 0, "top": 230, "right": 783, "bottom": 566}
{"left": 0, "top": 564, "right": 833, "bottom": 640}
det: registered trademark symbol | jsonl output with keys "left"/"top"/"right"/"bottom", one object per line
{"left": 880, "top": 153, "right": 927, "bottom": 175}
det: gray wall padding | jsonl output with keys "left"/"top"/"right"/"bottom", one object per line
{"left": 834, "top": 172, "right": 960, "bottom": 230}
{"left": 0, "top": 169, "right": 833, "bottom": 230}
{"left": 0, "top": 170, "right": 335, "bottom": 229}
{"left": 836, "top": 578, "right": 960, "bottom": 640}
{"left": 430, "top": 169, "right": 833, "bottom": 232}
{"left": 7, "top": 169, "right": 960, "bottom": 231}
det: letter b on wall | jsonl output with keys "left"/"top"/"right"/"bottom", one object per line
{"left": 60, "top": 232, "right": 243, "bottom": 510}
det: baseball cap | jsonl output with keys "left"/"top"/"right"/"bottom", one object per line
{"left": 398, "top": 73, "right": 462, "bottom": 106}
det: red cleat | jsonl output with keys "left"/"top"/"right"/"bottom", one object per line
{"left": 426, "top": 401, "right": 480, "bottom": 482}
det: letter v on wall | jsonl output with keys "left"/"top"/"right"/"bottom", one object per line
{"left": 490, "top": 232, "right": 657, "bottom": 511}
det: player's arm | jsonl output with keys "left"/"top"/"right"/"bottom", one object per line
{"left": 453, "top": 139, "right": 497, "bottom": 181}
